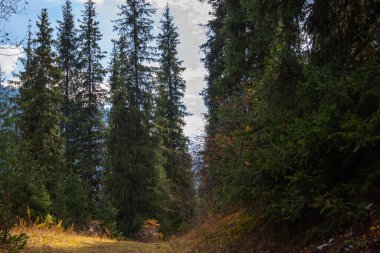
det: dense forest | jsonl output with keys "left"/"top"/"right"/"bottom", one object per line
{"left": 199, "top": 0, "right": 380, "bottom": 246}
{"left": 0, "top": 0, "right": 194, "bottom": 250}
{"left": 0, "top": 0, "right": 380, "bottom": 252}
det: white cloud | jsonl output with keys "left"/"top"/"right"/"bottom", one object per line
{"left": 184, "top": 92, "right": 205, "bottom": 114}
{"left": 183, "top": 67, "right": 206, "bottom": 81}
{"left": 0, "top": 46, "right": 23, "bottom": 74}
{"left": 184, "top": 94, "right": 199, "bottom": 99}
{"left": 184, "top": 115, "right": 205, "bottom": 137}
{"left": 152, "top": 0, "right": 211, "bottom": 24}
{"left": 76, "top": 0, "right": 105, "bottom": 5}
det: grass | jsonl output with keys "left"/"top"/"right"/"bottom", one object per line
{"left": 10, "top": 212, "right": 379, "bottom": 253}
{"left": 169, "top": 211, "right": 256, "bottom": 253}
{"left": 12, "top": 226, "right": 174, "bottom": 253}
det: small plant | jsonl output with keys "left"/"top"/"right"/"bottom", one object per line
{"left": 0, "top": 184, "right": 28, "bottom": 253}
{"left": 26, "top": 207, "right": 32, "bottom": 225}
{"left": 68, "top": 223, "right": 75, "bottom": 234}
{"left": 137, "top": 219, "right": 164, "bottom": 242}
{"left": 18, "top": 218, "right": 27, "bottom": 229}
{"left": 57, "top": 219, "right": 62, "bottom": 228}
{"left": 0, "top": 232, "right": 28, "bottom": 253}
{"left": 36, "top": 214, "right": 55, "bottom": 229}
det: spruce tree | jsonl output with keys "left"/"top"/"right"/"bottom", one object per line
{"left": 57, "top": 0, "right": 90, "bottom": 225}
{"left": 56, "top": 0, "right": 80, "bottom": 166}
{"left": 0, "top": 67, "right": 15, "bottom": 133}
{"left": 156, "top": 5, "right": 194, "bottom": 230}
{"left": 199, "top": 0, "right": 229, "bottom": 206}
{"left": 57, "top": 0, "right": 78, "bottom": 120}
{"left": 17, "top": 9, "right": 65, "bottom": 218}
{"left": 108, "top": 0, "right": 171, "bottom": 235}
{"left": 0, "top": 66, "right": 28, "bottom": 253}
{"left": 0, "top": 67, "right": 14, "bottom": 202}
{"left": 77, "top": 0, "right": 106, "bottom": 212}
{"left": 105, "top": 42, "right": 128, "bottom": 232}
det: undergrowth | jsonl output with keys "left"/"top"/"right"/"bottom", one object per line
{"left": 11, "top": 215, "right": 173, "bottom": 253}
{"left": 171, "top": 208, "right": 380, "bottom": 253}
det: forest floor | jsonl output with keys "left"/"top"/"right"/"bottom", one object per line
{"left": 14, "top": 226, "right": 174, "bottom": 253}
{"left": 12, "top": 210, "right": 380, "bottom": 253}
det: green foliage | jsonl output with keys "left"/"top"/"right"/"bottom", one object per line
{"left": 0, "top": 70, "right": 28, "bottom": 253}
{"left": 16, "top": 8, "right": 65, "bottom": 219}
{"left": 156, "top": 5, "right": 195, "bottom": 232}
{"left": 63, "top": 173, "right": 90, "bottom": 226}
{"left": 95, "top": 189, "right": 118, "bottom": 237}
{"left": 201, "top": 0, "right": 380, "bottom": 237}
{"left": 56, "top": 0, "right": 81, "bottom": 172}
{"left": 0, "top": 232, "right": 28, "bottom": 253}
{"left": 107, "top": 0, "right": 175, "bottom": 236}
{"left": 76, "top": 0, "right": 106, "bottom": 212}
{"left": 0, "top": 160, "right": 28, "bottom": 253}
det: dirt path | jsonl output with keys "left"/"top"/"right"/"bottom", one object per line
{"left": 25, "top": 240, "right": 174, "bottom": 253}
{"left": 17, "top": 227, "right": 174, "bottom": 253}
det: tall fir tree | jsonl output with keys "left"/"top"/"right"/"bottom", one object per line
{"left": 108, "top": 0, "right": 171, "bottom": 235}
{"left": 77, "top": 0, "right": 106, "bottom": 212}
{"left": 106, "top": 40, "right": 132, "bottom": 232}
{"left": 56, "top": 0, "right": 90, "bottom": 225}
{"left": 0, "top": 66, "right": 29, "bottom": 252}
{"left": 156, "top": 5, "right": 194, "bottom": 230}
{"left": 17, "top": 9, "right": 65, "bottom": 218}
{"left": 0, "top": 66, "right": 15, "bottom": 201}
{"left": 57, "top": 0, "right": 77, "bottom": 120}
{"left": 57, "top": 0, "right": 80, "bottom": 166}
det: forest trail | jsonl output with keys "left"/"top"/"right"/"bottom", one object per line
{"left": 18, "top": 227, "right": 175, "bottom": 253}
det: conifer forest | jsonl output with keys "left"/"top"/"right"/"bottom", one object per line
{"left": 0, "top": 0, "right": 379, "bottom": 252}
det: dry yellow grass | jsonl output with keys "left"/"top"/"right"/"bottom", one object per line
{"left": 13, "top": 227, "right": 174, "bottom": 253}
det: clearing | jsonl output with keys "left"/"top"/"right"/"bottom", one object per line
{"left": 14, "top": 227, "right": 175, "bottom": 253}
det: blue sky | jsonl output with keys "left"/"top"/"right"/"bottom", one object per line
{"left": 0, "top": 0, "right": 211, "bottom": 137}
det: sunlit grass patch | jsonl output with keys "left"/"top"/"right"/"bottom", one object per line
{"left": 13, "top": 225, "right": 173, "bottom": 253}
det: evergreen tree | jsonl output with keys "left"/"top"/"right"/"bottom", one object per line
{"left": 0, "top": 67, "right": 15, "bottom": 132}
{"left": 17, "top": 9, "right": 65, "bottom": 218}
{"left": 198, "top": 0, "right": 227, "bottom": 204}
{"left": 77, "top": 0, "right": 106, "bottom": 212}
{"left": 57, "top": 0, "right": 78, "bottom": 120}
{"left": 0, "top": 66, "right": 28, "bottom": 253}
{"left": 108, "top": 0, "right": 171, "bottom": 235}
{"left": 57, "top": 0, "right": 80, "bottom": 166}
{"left": 201, "top": 0, "right": 380, "bottom": 238}
{"left": 57, "top": 0, "right": 90, "bottom": 225}
{"left": 156, "top": 5, "right": 194, "bottom": 230}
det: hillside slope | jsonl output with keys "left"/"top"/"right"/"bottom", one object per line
{"left": 170, "top": 210, "right": 380, "bottom": 253}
